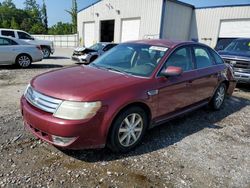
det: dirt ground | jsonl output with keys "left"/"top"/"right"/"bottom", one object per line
{"left": 0, "top": 48, "right": 249, "bottom": 188}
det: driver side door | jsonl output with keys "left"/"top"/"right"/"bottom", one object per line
{"left": 156, "top": 46, "right": 197, "bottom": 120}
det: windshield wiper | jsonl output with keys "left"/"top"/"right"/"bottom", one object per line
{"left": 105, "top": 67, "right": 131, "bottom": 76}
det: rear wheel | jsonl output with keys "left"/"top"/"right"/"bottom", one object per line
{"left": 210, "top": 83, "right": 226, "bottom": 110}
{"left": 42, "top": 47, "right": 50, "bottom": 58}
{"left": 16, "top": 55, "right": 31, "bottom": 68}
{"left": 108, "top": 107, "right": 148, "bottom": 153}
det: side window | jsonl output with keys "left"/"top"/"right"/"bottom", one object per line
{"left": 1, "top": 30, "right": 15, "bottom": 38}
{"left": 17, "top": 32, "right": 32, "bottom": 40}
{"left": 0, "top": 38, "right": 11, "bottom": 46}
{"left": 194, "top": 46, "right": 213, "bottom": 69}
{"left": 163, "top": 47, "right": 193, "bottom": 72}
{"left": 209, "top": 49, "right": 224, "bottom": 64}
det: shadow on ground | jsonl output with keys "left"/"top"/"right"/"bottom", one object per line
{"left": 47, "top": 56, "right": 70, "bottom": 60}
{"left": 62, "top": 94, "right": 250, "bottom": 162}
{"left": 236, "top": 83, "right": 250, "bottom": 92}
{"left": 0, "top": 64, "right": 64, "bottom": 70}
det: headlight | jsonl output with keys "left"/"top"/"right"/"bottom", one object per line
{"left": 53, "top": 101, "right": 101, "bottom": 120}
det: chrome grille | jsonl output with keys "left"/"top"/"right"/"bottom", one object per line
{"left": 25, "top": 86, "right": 62, "bottom": 113}
{"left": 224, "top": 59, "right": 250, "bottom": 73}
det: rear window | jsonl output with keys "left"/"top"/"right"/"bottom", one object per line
{"left": 1, "top": 30, "right": 15, "bottom": 38}
{"left": 194, "top": 46, "right": 214, "bottom": 69}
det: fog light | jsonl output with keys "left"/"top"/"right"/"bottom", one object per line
{"left": 51, "top": 135, "right": 77, "bottom": 146}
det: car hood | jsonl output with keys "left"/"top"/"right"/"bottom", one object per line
{"left": 31, "top": 65, "right": 144, "bottom": 101}
{"left": 218, "top": 50, "right": 250, "bottom": 61}
{"left": 74, "top": 47, "right": 97, "bottom": 53}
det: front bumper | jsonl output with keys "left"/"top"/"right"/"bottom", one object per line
{"left": 71, "top": 55, "right": 89, "bottom": 64}
{"left": 21, "top": 96, "right": 106, "bottom": 149}
{"left": 234, "top": 72, "right": 250, "bottom": 83}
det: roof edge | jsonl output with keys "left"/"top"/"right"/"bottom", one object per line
{"left": 168, "top": 0, "right": 195, "bottom": 9}
{"left": 196, "top": 3, "right": 250, "bottom": 9}
{"left": 78, "top": 0, "right": 102, "bottom": 13}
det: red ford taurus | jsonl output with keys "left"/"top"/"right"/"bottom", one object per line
{"left": 21, "top": 40, "right": 236, "bottom": 152}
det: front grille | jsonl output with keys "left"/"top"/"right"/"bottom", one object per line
{"left": 73, "top": 51, "right": 84, "bottom": 56}
{"left": 224, "top": 59, "right": 250, "bottom": 72}
{"left": 25, "top": 86, "right": 62, "bottom": 113}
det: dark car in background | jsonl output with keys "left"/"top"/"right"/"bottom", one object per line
{"left": 21, "top": 40, "right": 236, "bottom": 153}
{"left": 218, "top": 38, "right": 250, "bottom": 83}
{"left": 71, "top": 42, "right": 117, "bottom": 64}
{"left": 215, "top": 38, "right": 237, "bottom": 51}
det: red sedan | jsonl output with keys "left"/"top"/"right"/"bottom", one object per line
{"left": 21, "top": 40, "right": 236, "bottom": 153}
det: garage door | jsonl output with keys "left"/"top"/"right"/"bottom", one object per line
{"left": 121, "top": 19, "right": 140, "bottom": 42}
{"left": 219, "top": 20, "right": 250, "bottom": 38}
{"left": 83, "top": 22, "right": 95, "bottom": 47}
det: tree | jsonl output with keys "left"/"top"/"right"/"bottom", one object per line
{"left": 48, "top": 22, "right": 73, "bottom": 35}
{"left": 2, "top": 20, "right": 10, "bottom": 28}
{"left": 2, "top": 0, "right": 16, "bottom": 9}
{"left": 10, "top": 17, "right": 19, "bottom": 29}
{"left": 24, "top": 0, "right": 39, "bottom": 11}
{"left": 66, "top": 0, "right": 77, "bottom": 33}
{"left": 41, "top": 0, "right": 48, "bottom": 33}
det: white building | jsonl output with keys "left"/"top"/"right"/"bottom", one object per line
{"left": 77, "top": 0, "right": 250, "bottom": 48}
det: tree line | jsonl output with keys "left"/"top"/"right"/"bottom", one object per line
{"left": 0, "top": 0, "right": 77, "bottom": 35}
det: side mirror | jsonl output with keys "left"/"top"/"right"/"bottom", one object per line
{"left": 161, "top": 66, "right": 183, "bottom": 77}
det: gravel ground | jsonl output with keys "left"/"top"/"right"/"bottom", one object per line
{"left": 0, "top": 48, "right": 249, "bottom": 188}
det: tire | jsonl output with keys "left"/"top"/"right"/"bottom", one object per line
{"left": 89, "top": 56, "right": 98, "bottom": 63}
{"left": 210, "top": 83, "right": 226, "bottom": 110}
{"left": 16, "top": 54, "right": 32, "bottom": 68}
{"left": 108, "top": 107, "right": 148, "bottom": 153}
{"left": 42, "top": 47, "right": 50, "bottom": 58}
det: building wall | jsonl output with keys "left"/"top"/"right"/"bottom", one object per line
{"left": 161, "top": 0, "right": 193, "bottom": 40}
{"left": 190, "top": 6, "right": 250, "bottom": 48}
{"left": 77, "top": 0, "right": 163, "bottom": 45}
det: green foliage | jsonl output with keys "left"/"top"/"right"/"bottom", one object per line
{"left": 0, "top": 0, "right": 76, "bottom": 35}
{"left": 2, "top": 0, "right": 16, "bottom": 9}
{"left": 41, "top": 0, "right": 48, "bottom": 32}
{"left": 65, "top": 0, "right": 77, "bottom": 33}
{"left": 48, "top": 22, "right": 73, "bottom": 35}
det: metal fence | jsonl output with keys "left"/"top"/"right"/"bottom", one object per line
{"left": 32, "top": 34, "right": 79, "bottom": 47}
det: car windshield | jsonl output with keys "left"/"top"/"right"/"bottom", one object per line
{"left": 224, "top": 39, "right": 250, "bottom": 54}
{"left": 90, "top": 43, "right": 168, "bottom": 77}
{"left": 89, "top": 43, "right": 105, "bottom": 51}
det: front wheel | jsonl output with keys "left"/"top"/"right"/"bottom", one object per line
{"left": 42, "top": 47, "right": 51, "bottom": 58}
{"left": 210, "top": 83, "right": 226, "bottom": 110}
{"left": 108, "top": 107, "right": 148, "bottom": 153}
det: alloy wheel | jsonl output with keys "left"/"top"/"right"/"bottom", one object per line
{"left": 118, "top": 113, "right": 143, "bottom": 147}
{"left": 18, "top": 56, "right": 31, "bottom": 68}
{"left": 215, "top": 85, "right": 225, "bottom": 108}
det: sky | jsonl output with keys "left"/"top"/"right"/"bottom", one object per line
{"left": 1, "top": 0, "right": 250, "bottom": 26}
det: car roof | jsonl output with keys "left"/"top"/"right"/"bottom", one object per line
{"left": 0, "top": 28, "right": 26, "bottom": 33}
{"left": 123, "top": 39, "right": 196, "bottom": 48}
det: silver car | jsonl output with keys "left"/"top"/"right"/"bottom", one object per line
{"left": 72, "top": 42, "right": 117, "bottom": 64}
{"left": 0, "top": 36, "right": 43, "bottom": 68}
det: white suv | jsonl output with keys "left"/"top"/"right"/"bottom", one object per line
{"left": 0, "top": 29, "right": 54, "bottom": 58}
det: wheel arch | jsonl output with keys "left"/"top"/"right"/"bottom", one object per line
{"left": 106, "top": 101, "right": 152, "bottom": 142}
{"left": 15, "top": 53, "right": 33, "bottom": 63}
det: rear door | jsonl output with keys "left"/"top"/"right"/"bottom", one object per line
{"left": 0, "top": 37, "right": 18, "bottom": 64}
{"left": 157, "top": 46, "right": 196, "bottom": 118}
{"left": 191, "top": 45, "right": 219, "bottom": 102}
